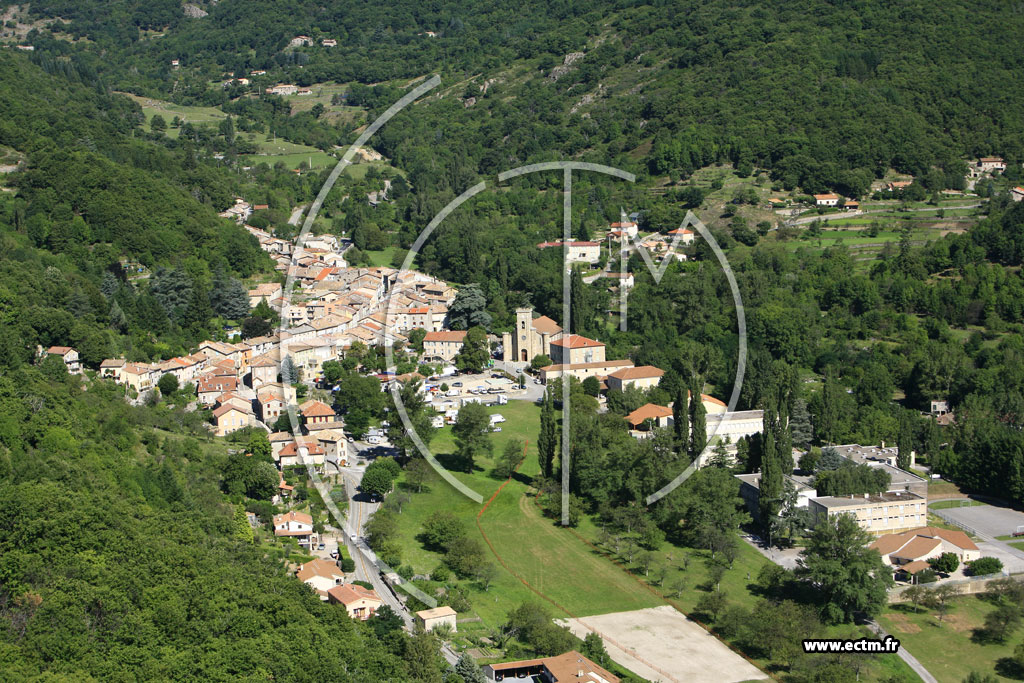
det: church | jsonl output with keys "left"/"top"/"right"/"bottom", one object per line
{"left": 501, "top": 307, "right": 563, "bottom": 363}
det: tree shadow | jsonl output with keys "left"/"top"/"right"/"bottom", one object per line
{"left": 971, "top": 627, "right": 1002, "bottom": 645}
{"left": 996, "top": 658, "right": 1024, "bottom": 680}
{"left": 510, "top": 471, "right": 532, "bottom": 486}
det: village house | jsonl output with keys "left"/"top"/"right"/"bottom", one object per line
{"left": 550, "top": 334, "right": 605, "bottom": 365}
{"left": 267, "top": 83, "right": 298, "bottom": 96}
{"left": 273, "top": 510, "right": 316, "bottom": 547}
{"left": 321, "top": 38, "right": 337, "bottom": 47}
{"left": 423, "top": 330, "right": 467, "bottom": 361}
{"left": 269, "top": 432, "right": 293, "bottom": 459}
{"left": 667, "top": 226, "right": 696, "bottom": 245}
{"left": 327, "top": 584, "right": 382, "bottom": 620}
{"left": 248, "top": 282, "right": 283, "bottom": 308}
{"left": 316, "top": 430, "right": 347, "bottom": 469}
{"left": 536, "top": 239, "right": 601, "bottom": 264}
{"left": 601, "top": 272, "right": 635, "bottom": 289}
{"left": 249, "top": 354, "right": 279, "bottom": 389}
{"left": 539, "top": 359, "right": 635, "bottom": 383}
{"left": 971, "top": 156, "right": 1006, "bottom": 177}
{"left": 605, "top": 365, "right": 664, "bottom": 392}
{"left": 869, "top": 526, "right": 981, "bottom": 575}
{"left": 814, "top": 193, "right": 841, "bottom": 207}
{"left": 624, "top": 403, "right": 674, "bottom": 431}
{"left": 609, "top": 220, "right": 639, "bottom": 238}
{"left": 485, "top": 651, "right": 619, "bottom": 683}
{"left": 212, "top": 402, "right": 254, "bottom": 437}
{"left": 1011, "top": 186, "right": 1024, "bottom": 202}
{"left": 301, "top": 400, "right": 336, "bottom": 428}
{"left": 121, "top": 362, "right": 160, "bottom": 394}
{"left": 45, "top": 346, "right": 81, "bottom": 374}
{"left": 257, "top": 384, "right": 287, "bottom": 424}
{"left": 197, "top": 375, "right": 239, "bottom": 406}
{"left": 99, "top": 358, "right": 125, "bottom": 381}
{"left": 415, "top": 606, "right": 457, "bottom": 633}
{"left": 296, "top": 558, "right": 345, "bottom": 599}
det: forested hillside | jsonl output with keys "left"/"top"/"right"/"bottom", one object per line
{"left": 0, "top": 51, "right": 283, "bottom": 364}
{"left": 18, "top": 0, "right": 1024, "bottom": 190}
{"left": 0, "top": 364, "right": 424, "bottom": 680}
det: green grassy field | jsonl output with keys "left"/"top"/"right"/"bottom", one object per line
{"left": 879, "top": 596, "right": 1017, "bottom": 683}
{"left": 363, "top": 246, "right": 398, "bottom": 267}
{"left": 931, "top": 499, "right": 987, "bottom": 510}
{"left": 119, "top": 93, "right": 227, "bottom": 138}
{"left": 239, "top": 132, "right": 337, "bottom": 169}
{"left": 388, "top": 400, "right": 915, "bottom": 680}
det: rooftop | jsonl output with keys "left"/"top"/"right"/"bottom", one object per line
{"left": 812, "top": 490, "right": 925, "bottom": 508}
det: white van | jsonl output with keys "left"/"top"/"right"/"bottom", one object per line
{"left": 490, "top": 413, "right": 505, "bottom": 424}
{"left": 366, "top": 435, "right": 381, "bottom": 444}
{"left": 496, "top": 394, "right": 508, "bottom": 405}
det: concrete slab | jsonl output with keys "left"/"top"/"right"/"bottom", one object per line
{"left": 939, "top": 503, "right": 1024, "bottom": 537}
{"left": 557, "top": 605, "right": 768, "bottom": 683}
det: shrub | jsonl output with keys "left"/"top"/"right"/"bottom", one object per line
{"left": 969, "top": 557, "right": 1003, "bottom": 576}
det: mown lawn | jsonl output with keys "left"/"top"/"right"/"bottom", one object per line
{"left": 879, "top": 596, "right": 1018, "bottom": 683}
{"left": 387, "top": 400, "right": 917, "bottom": 681}
{"left": 932, "top": 499, "right": 987, "bottom": 510}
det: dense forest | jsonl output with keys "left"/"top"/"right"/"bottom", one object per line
{"left": 0, "top": 364, "right": 438, "bottom": 681}
{"left": 17, "top": 0, "right": 1024, "bottom": 189}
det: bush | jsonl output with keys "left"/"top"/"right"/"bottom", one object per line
{"left": 430, "top": 565, "right": 451, "bottom": 582}
{"left": 915, "top": 569, "right": 938, "bottom": 584}
{"left": 341, "top": 557, "right": 356, "bottom": 572}
{"left": 969, "top": 557, "right": 1004, "bottom": 576}
{"left": 929, "top": 552, "right": 960, "bottom": 574}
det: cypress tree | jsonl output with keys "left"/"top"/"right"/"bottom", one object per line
{"left": 673, "top": 382, "right": 689, "bottom": 455}
{"left": 688, "top": 376, "right": 706, "bottom": 462}
{"left": 538, "top": 388, "right": 558, "bottom": 478}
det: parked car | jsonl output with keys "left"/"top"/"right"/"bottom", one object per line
{"left": 452, "top": 381, "right": 463, "bottom": 387}
{"left": 491, "top": 426, "right": 502, "bottom": 432}
{"left": 317, "top": 543, "right": 326, "bottom": 550}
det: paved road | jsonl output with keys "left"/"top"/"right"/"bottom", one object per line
{"left": 287, "top": 204, "right": 306, "bottom": 226}
{"left": 866, "top": 619, "right": 938, "bottom": 683}
{"left": 790, "top": 204, "right": 981, "bottom": 226}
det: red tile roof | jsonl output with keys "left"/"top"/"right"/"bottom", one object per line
{"left": 301, "top": 400, "right": 335, "bottom": 418}
{"left": 327, "top": 583, "right": 382, "bottom": 605}
{"left": 608, "top": 365, "right": 664, "bottom": 380}
{"left": 625, "top": 403, "right": 673, "bottom": 426}
{"left": 551, "top": 334, "right": 603, "bottom": 349}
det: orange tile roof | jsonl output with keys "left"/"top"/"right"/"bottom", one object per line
{"left": 551, "top": 334, "right": 603, "bottom": 349}
{"left": 327, "top": 583, "right": 382, "bottom": 605}
{"left": 297, "top": 558, "right": 343, "bottom": 582}
{"left": 608, "top": 365, "right": 664, "bottom": 380}
{"left": 625, "top": 403, "right": 673, "bottom": 426}
{"left": 301, "top": 401, "right": 335, "bottom": 418}
{"left": 892, "top": 536, "right": 941, "bottom": 561}
{"left": 900, "top": 560, "right": 931, "bottom": 574}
